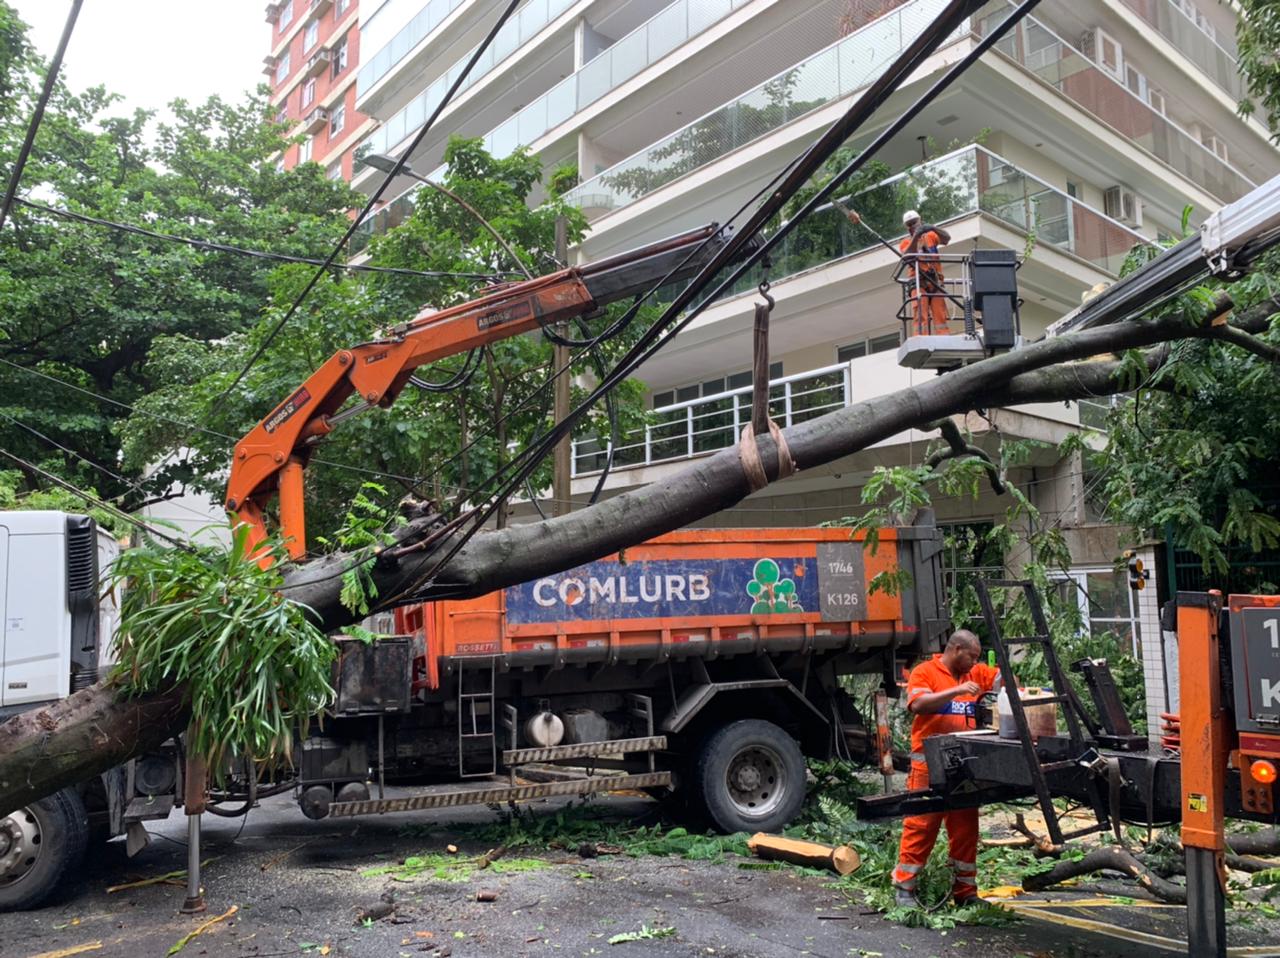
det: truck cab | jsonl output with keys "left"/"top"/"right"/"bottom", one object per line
{"left": 0, "top": 512, "right": 177, "bottom": 912}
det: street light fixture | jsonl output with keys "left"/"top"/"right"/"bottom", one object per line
{"left": 359, "top": 152, "right": 532, "bottom": 280}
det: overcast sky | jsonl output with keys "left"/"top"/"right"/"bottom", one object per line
{"left": 12, "top": 1, "right": 268, "bottom": 122}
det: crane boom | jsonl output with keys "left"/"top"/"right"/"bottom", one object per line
{"left": 225, "top": 224, "right": 757, "bottom": 558}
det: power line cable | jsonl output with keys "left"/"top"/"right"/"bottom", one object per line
{"left": 0, "top": 447, "right": 195, "bottom": 550}
{"left": 403, "top": 0, "right": 1034, "bottom": 600}
{"left": 13, "top": 198, "right": 517, "bottom": 281}
{"left": 203, "top": 0, "right": 525, "bottom": 418}
{"left": 0, "top": 0, "right": 82, "bottom": 231}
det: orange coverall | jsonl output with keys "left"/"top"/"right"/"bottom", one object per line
{"left": 899, "top": 229, "right": 950, "bottom": 335}
{"left": 892, "top": 654, "right": 999, "bottom": 899}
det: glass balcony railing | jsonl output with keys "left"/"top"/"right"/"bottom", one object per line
{"left": 357, "top": 0, "right": 580, "bottom": 148}
{"left": 565, "top": 0, "right": 949, "bottom": 214}
{"left": 974, "top": 2, "right": 1255, "bottom": 202}
{"left": 706, "top": 146, "right": 1146, "bottom": 304}
{"left": 572, "top": 363, "right": 849, "bottom": 476}
{"left": 357, "top": 0, "right": 468, "bottom": 98}
{"left": 360, "top": 0, "right": 751, "bottom": 168}
{"left": 1117, "top": 0, "right": 1241, "bottom": 101}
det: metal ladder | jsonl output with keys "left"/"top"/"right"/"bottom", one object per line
{"left": 975, "top": 579, "right": 1107, "bottom": 845}
{"left": 457, "top": 658, "right": 497, "bottom": 778}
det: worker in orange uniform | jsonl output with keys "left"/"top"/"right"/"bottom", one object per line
{"left": 899, "top": 210, "right": 952, "bottom": 335}
{"left": 893, "top": 629, "right": 1000, "bottom": 907}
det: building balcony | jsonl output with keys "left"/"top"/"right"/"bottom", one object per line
{"left": 301, "top": 107, "right": 330, "bottom": 134}
{"left": 356, "top": 0, "right": 470, "bottom": 105}
{"left": 357, "top": 0, "right": 580, "bottom": 118}
{"left": 570, "top": 349, "right": 1080, "bottom": 479}
{"left": 302, "top": 49, "right": 333, "bottom": 80}
{"left": 357, "top": 0, "right": 757, "bottom": 173}
{"left": 1116, "top": 0, "right": 1242, "bottom": 103}
{"left": 974, "top": 1, "right": 1256, "bottom": 202}
{"left": 309, "top": 0, "right": 333, "bottom": 16}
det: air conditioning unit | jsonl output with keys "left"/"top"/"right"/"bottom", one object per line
{"left": 1104, "top": 186, "right": 1143, "bottom": 228}
{"left": 302, "top": 107, "right": 330, "bottom": 133}
{"left": 1081, "top": 27, "right": 1124, "bottom": 79}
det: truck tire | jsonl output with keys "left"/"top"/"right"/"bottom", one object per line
{"left": 0, "top": 789, "right": 89, "bottom": 912}
{"left": 693, "top": 719, "right": 805, "bottom": 834}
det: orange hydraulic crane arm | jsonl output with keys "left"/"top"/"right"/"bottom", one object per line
{"left": 224, "top": 224, "right": 755, "bottom": 559}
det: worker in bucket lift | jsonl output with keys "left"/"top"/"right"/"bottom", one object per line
{"left": 899, "top": 210, "right": 951, "bottom": 335}
{"left": 893, "top": 629, "right": 1001, "bottom": 907}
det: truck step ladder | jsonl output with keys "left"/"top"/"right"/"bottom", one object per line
{"left": 457, "top": 657, "right": 497, "bottom": 779}
{"left": 975, "top": 579, "right": 1110, "bottom": 845}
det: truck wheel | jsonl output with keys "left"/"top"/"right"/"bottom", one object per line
{"left": 693, "top": 719, "right": 805, "bottom": 834}
{"left": 0, "top": 789, "right": 89, "bottom": 911}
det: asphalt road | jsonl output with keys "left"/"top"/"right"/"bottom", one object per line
{"left": 0, "top": 793, "right": 1266, "bottom": 958}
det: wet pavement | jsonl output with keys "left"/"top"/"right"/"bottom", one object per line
{"left": 0, "top": 793, "right": 1276, "bottom": 958}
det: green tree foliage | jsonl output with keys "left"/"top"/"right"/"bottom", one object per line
{"left": 111, "top": 525, "right": 335, "bottom": 769}
{"left": 124, "top": 136, "right": 653, "bottom": 540}
{"left": 0, "top": 1, "right": 358, "bottom": 507}
{"left": 1085, "top": 245, "right": 1280, "bottom": 587}
{"left": 1236, "top": 0, "right": 1280, "bottom": 143}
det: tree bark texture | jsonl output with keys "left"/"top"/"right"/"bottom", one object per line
{"left": 0, "top": 683, "right": 188, "bottom": 816}
{"left": 1, "top": 295, "right": 1273, "bottom": 815}
{"left": 1022, "top": 845, "right": 1189, "bottom": 903}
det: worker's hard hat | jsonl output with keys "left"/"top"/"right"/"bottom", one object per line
{"left": 902, "top": 210, "right": 921, "bottom": 226}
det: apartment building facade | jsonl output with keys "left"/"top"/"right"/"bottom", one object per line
{"left": 345, "top": 0, "right": 1279, "bottom": 738}
{"left": 264, "top": 0, "right": 373, "bottom": 180}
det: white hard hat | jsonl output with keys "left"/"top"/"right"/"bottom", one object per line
{"left": 902, "top": 209, "right": 921, "bottom": 226}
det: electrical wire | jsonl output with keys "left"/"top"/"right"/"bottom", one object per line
{"left": 203, "top": 0, "right": 525, "bottom": 420}
{"left": 12, "top": 198, "right": 519, "bottom": 281}
{"left": 0, "top": 410, "right": 221, "bottom": 522}
{"left": 393, "top": 0, "right": 1039, "bottom": 603}
{"left": 0, "top": 447, "right": 195, "bottom": 550}
{"left": 0, "top": 0, "right": 83, "bottom": 232}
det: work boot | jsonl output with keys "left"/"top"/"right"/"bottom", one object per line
{"left": 894, "top": 887, "right": 920, "bottom": 909}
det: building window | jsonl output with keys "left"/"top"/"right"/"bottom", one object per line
{"left": 301, "top": 78, "right": 316, "bottom": 108}
{"left": 275, "top": 158, "right": 286, "bottom": 174}
{"left": 332, "top": 35, "right": 349, "bottom": 77}
{"left": 327, "top": 159, "right": 343, "bottom": 180}
{"left": 1148, "top": 88, "right": 1167, "bottom": 116}
{"left": 836, "top": 333, "right": 899, "bottom": 363}
{"left": 336, "top": 0, "right": 350, "bottom": 16}
{"left": 275, "top": 52, "right": 291, "bottom": 85}
{"left": 330, "top": 105, "right": 345, "bottom": 136}
{"left": 299, "top": 137, "right": 313, "bottom": 164}
{"left": 278, "top": 0, "right": 294, "bottom": 30}
{"left": 304, "top": 19, "right": 319, "bottom": 50}
{"left": 1053, "top": 568, "right": 1142, "bottom": 658}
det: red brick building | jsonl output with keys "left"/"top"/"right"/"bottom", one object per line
{"left": 263, "top": 0, "right": 369, "bottom": 180}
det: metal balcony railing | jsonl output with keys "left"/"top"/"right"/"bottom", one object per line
{"left": 571, "top": 364, "right": 849, "bottom": 476}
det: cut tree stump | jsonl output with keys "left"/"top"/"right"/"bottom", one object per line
{"left": 747, "top": 833, "right": 861, "bottom": 876}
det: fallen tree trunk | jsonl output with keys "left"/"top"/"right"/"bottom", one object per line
{"left": 0, "top": 683, "right": 188, "bottom": 815}
{"left": 1, "top": 296, "right": 1271, "bottom": 814}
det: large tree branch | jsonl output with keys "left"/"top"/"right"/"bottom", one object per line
{"left": 283, "top": 295, "right": 1250, "bottom": 629}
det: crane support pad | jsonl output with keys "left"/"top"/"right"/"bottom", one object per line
{"left": 328, "top": 771, "right": 672, "bottom": 817}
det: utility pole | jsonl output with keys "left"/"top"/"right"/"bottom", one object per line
{"left": 552, "top": 215, "right": 572, "bottom": 517}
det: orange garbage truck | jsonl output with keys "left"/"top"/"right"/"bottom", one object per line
{"left": 298, "top": 524, "right": 947, "bottom": 833}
